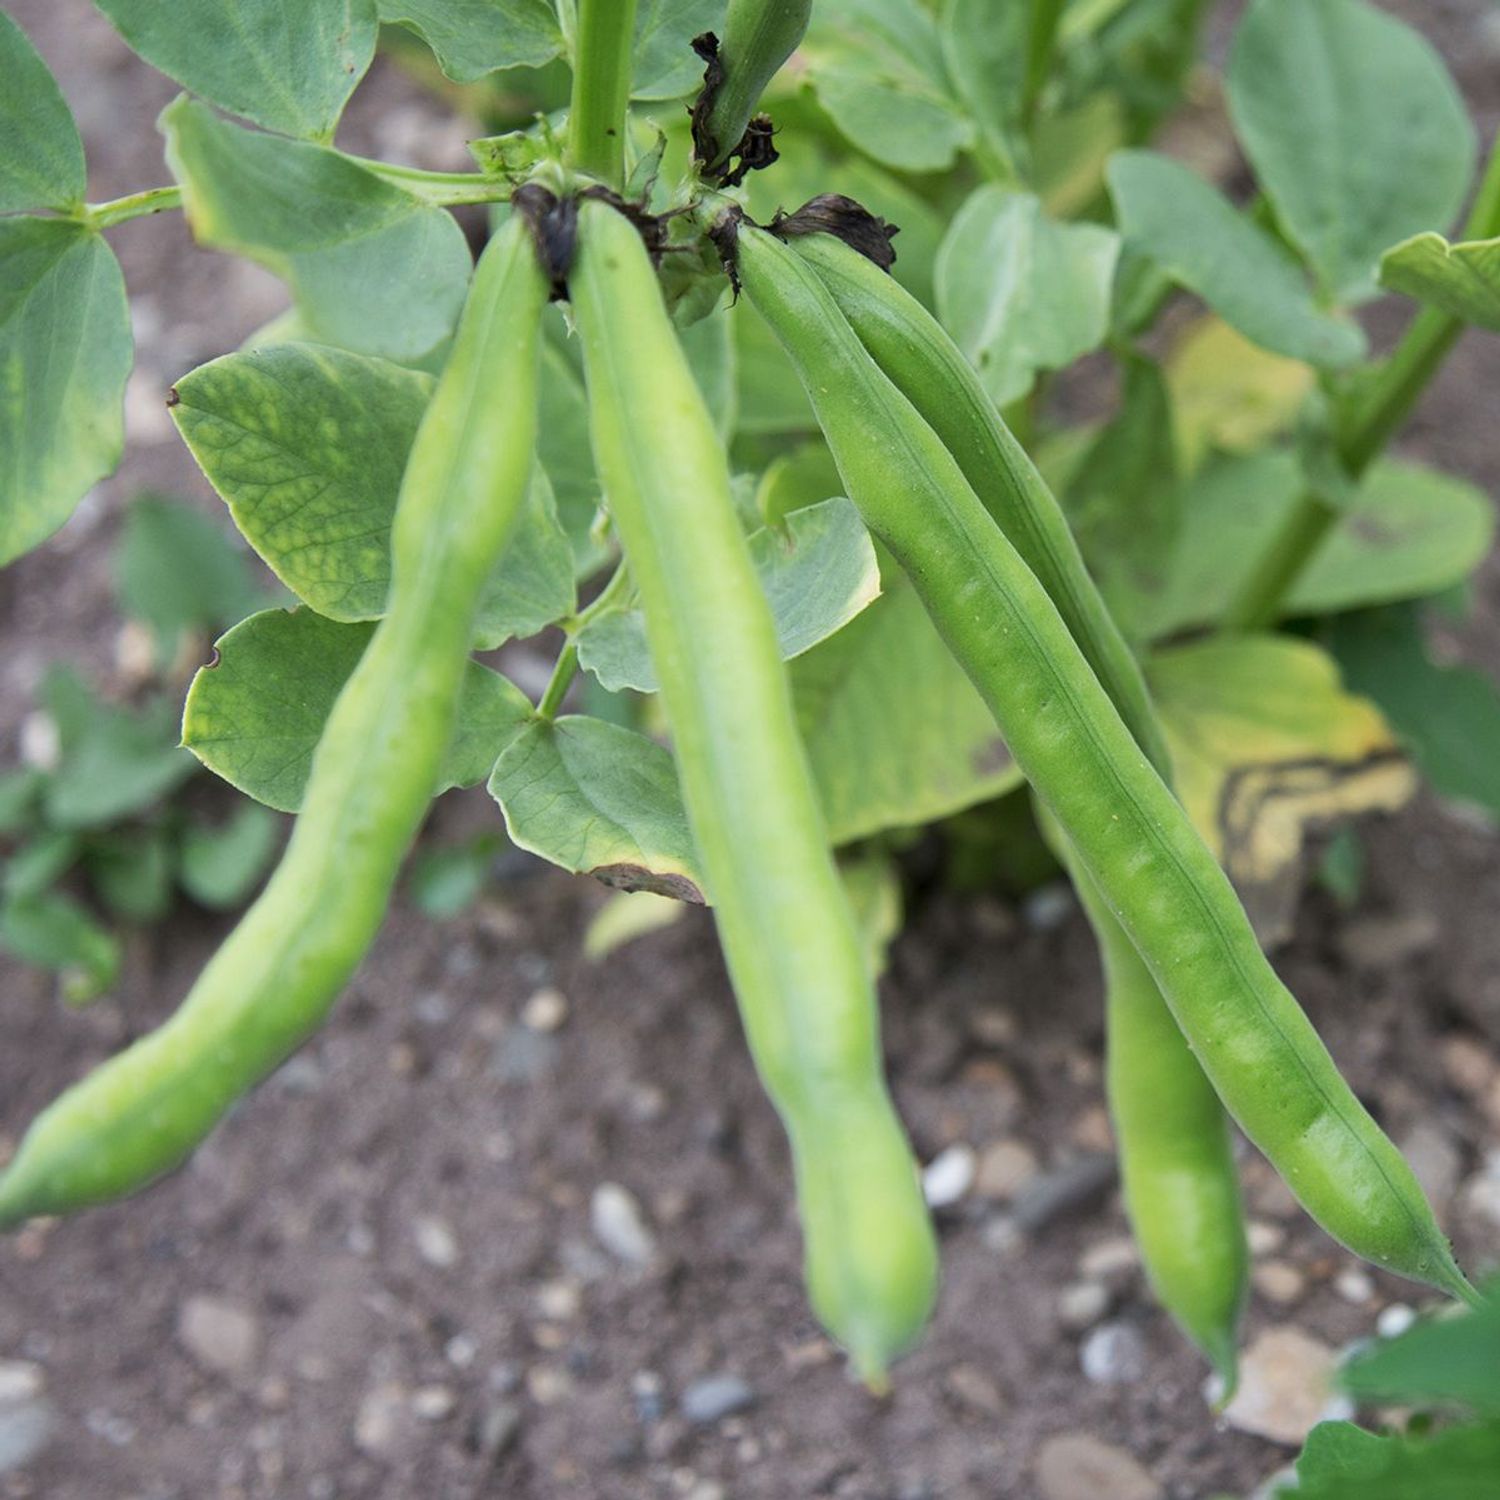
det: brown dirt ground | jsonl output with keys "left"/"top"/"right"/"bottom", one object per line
{"left": 1, "top": 3, "right": 1498, "bottom": 1497}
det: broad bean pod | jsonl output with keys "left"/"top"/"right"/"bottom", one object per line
{"left": 569, "top": 196, "right": 938, "bottom": 1383}
{"left": 731, "top": 216, "right": 1473, "bottom": 1304}
{"left": 692, "top": 0, "right": 812, "bottom": 177}
{"left": 0, "top": 212, "right": 549, "bottom": 1227}
{"left": 789, "top": 226, "right": 1249, "bottom": 1379}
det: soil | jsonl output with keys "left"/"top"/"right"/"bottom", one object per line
{"left": 2, "top": 3, "right": 1499, "bottom": 1498}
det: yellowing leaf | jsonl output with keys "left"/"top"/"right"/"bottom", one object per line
{"left": 1150, "top": 634, "right": 1416, "bottom": 943}
{"left": 1166, "top": 316, "right": 1314, "bottom": 473}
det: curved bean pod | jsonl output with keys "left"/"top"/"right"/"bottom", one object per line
{"left": 0, "top": 212, "right": 549, "bottom": 1228}
{"left": 570, "top": 197, "right": 938, "bottom": 1383}
{"left": 790, "top": 227, "right": 1249, "bottom": 1380}
{"left": 732, "top": 217, "right": 1472, "bottom": 1304}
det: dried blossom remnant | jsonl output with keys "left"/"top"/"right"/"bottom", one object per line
{"left": 770, "top": 194, "right": 899, "bottom": 272}
{"left": 512, "top": 184, "right": 578, "bottom": 299}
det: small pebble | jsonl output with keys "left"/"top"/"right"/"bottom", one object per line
{"left": 943, "top": 1363, "right": 1005, "bottom": 1417}
{"left": 1397, "top": 1123, "right": 1462, "bottom": 1209}
{"left": 1077, "top": 1236, "right": 1138, "bottom": 1283}
{"left": 1022, "top": 882, "right": 1075, "bottom": 931}
{"left": 412, "top": 1386, "right": 456, "bottom": 1421}
{"left": 1376, "top": 1304, "right": 1417, "bottom": 1339}
{"left": 1246, "top": 1220, "right": 1285, "bottom": 1256}
{"left": 522, "top": 986, "right": 569, "bottom": 1032}
{"left": 414, "top": 1215, "right": 459, "bottom": 1269}
{"left": 1034, "top": 1432, "right": 1162, "bottom": 1500}
{"left": 1224, "top": 1328, "right": 1338, "bottom": 1445}
{"left": 922, "top": 1144, "right": 977, "bottom": 1208}
{"left": 591, "top": 1183, "right": 657, "bottom": 1266}
{"left": 1056, "top": 1281, "right": 1110, "bottom": 1331}
{"left": 1440, "top": 1035, "right": 1495, "bottom": 1095}
{"left": 534, "top": 1280, "right": 581, "bottom": 1321}
{"left": 1334, "top": 1267, "right": 1376, "bottom": 1305}
{"left": 526, "top": 1366, "right": 573, "bottom": 1405}
{"left": 1079, "top": 1321, "right": 1147, "bottom": 1385}
{"left": 680, "top": 1374, "right": 755, "bottom": 1425}
{"left": 976, "top": 1139, "right": 1038, "bottom": 1201}
{"left": 1252, "top": 1261, "right": 1306, "bottom": 1306}
{"left": 354, "top": 1384, "right": 412, "bottom": 1458}
{"left": 177, "top": 1295, "right": 262, "bottom": 1379}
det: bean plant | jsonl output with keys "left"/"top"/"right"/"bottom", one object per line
{"left": 2, "top": 0, "right": 1498, "bottom": 1401}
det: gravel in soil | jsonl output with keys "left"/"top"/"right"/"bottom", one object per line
{"left": 2, "top": 2, "right": 1499, "bottom": 1497}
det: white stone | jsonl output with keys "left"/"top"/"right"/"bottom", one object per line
{"left": 922, "top": 1144, "right": 977, "bottom": 1208}
{"left": 1034, "top": 1433, "right": 1163, "bottom": 1500}
{"left": 1223, "top": 1328, "right": 1338, "bottom": 1446}
{"left": 591, "top": 1183, "right": 657, "bottom": 1266}
{"left": 177, "top": 1295, "right": 261, "bottom": 1378}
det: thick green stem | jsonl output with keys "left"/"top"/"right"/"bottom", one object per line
{"left": 1221, "top": 132, "right": 1500, "bottom": 632}
{"left": 84, "top": 185, "right": 183, "bottom": 229}
{"left": 569, "top": 0, "right": 638, "bottom": 188}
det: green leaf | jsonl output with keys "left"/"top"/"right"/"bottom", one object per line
{"left": 1064, "top": 353, "right": 1179, "bottom": 638}
{"left": 4, "top": 831, "right": 81, "bottom": 901}
{"left": 408, "top": 832, "right": 506, "bottom": 918}
{"left": 1227, "top": 0, "right": 1474, "bottom": 303}
{"left": 171, "top": 344, "right": 574, "bottom": 641}
{"left": 475, "top": 467, "right": 576, "bottom": 647}
{"left": 583, "top": 888, "right": 686, "bottom": 959}
{"left": 1106, "top": 150, "right": 1366, "bottom": 367}
{"left": 163, "top": 96, "right": 471, "bottom": 363}
{"left": 86, "top": 829, "right": 175, "bottom": 923}
{"left": 171, "top": 343, "right": 430, "bottom": 620}
{"left": 936, "top": 186, "right": 1119, "bottom": 406}
{"left": 803, "top": 0, "right": 974, "bottom": 173}
{"left": 1340, "top": 1291, "right": 1500, "bottom": 1416}
{"left": 938, "top": 0, "right": 1029, "bottom": 172}
{"left": 792, "top": 567, "right": 1023, "bottom": 845}
{"left": 488, "top": 716, "right": 708, "bottom": 902}
{"left": 537, "top": 323, "right": 609, "bottom": 573}
{"left": 0, "top": 218, "right": 132, "bottom": 565}
{"left": 1286, "top": 1417, "right": 1500, "bottom": 1500}
{"left": 377, "top": 0, "right": 562, "bottom": 81}
{"left": 115, "top": 494, "right": 265, "bottom": 647}
{"left": 95, "top": 0, "right": 377, "bottom": 140}
{"left": 0, "top": 890, "right": 121, "bottom": 1003}
{"left": 632, "top": 0, "right": 723, "bottom": 100}
{"left": 0, "top": 11, "right": 86, "bottom": 212}
{"left": 734, "top": 302, "right": 820, "bottom": 437}
{"left": 1137, "top": 452, "right": 1494, "bottom": 639}
{"left": 41, "top": 669, "right": 197, "bottom": 830}
{"left": 0, "top": 770, "right": 42, "bottom": 837}
{"left": 183, "top": 609, "right": 532, "bottom": 812}
{"left": 678, "top": 309, "right": 737, "bottom": 441}
{"left": 1380, "top": 233, "right": 1500, "bottom": 333}
{"left": 1326, "top": 603, "right": 1500, "bottom": 822}
{"left": 1150, "top": 632, "right": 1414, "bottom": 942}
{"left": 577, "top": 498, "right": 881, "bottom": 693}
{"left": 839, "top": 850, "right": 902, "bottom": 981}
{"left": 177, "top": 802, "right": 282, "bottom": 909}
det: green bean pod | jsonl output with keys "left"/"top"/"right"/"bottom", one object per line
{"left": 732, "top": 218, "right": 1473, "bottom": 1304}
{"left": 0, "top": 213, "right": 549, "bottom": 1228}
{"left": 569, "top": 197, "right": 937, "bottom": 1382}
{"left": 1039, "top": 807, "right": 1248, "bottom": 1396}
{"left": 694, "top": 0, "right": 813, "bottom": 174}
{"left": 791, "top": 227, "right": 1249, "bottom": 1382}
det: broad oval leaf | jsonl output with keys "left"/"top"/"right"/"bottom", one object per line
{"left": 793, "top": 568, "right": 1022, "bottom": 845}
{"left": 1106, "top": 150, "right": 1365, "bottom": 368}
{"left": 1227, "top": 0, "right": 1474, "bottom": 304}
{"left": 936, "top": 186, "right": 1119, "bottom": 406}
{"left": 96, "top": 0, "right": 377, "bottom": 141}
{"left": 0, "top": 218, "right": 132, "bottom": 565}
{"left": 170, "top": 343, "right": 575, "bottom": 642}
{"left": 1150, "top": 633, "right": 1415, "bottom": 943}
{"left": 939, "top": 0, "right": 1029, "bottom": 173}
{"left": 0, "top": 11, "right": 86, "bottom": 212}
{"left": 1326, "top": 603, "right": 1500, "bottom": 825}
{"left": 1165, "top": 315, "right": 1315, "bottom": 473}
{"left": 576, "top": 497, "right": 881, "bottom": 693}
{"left": 488, "top": 716, "right": 708, "bottom": 902}
{"left": 632, "top": 0, "right": 724, "bottom": 100}
{"left": 163, "top": 96, "right": 471, "bottom": 364}
{"left": 803, "top": 0, "right": 974, "bottom": 173}
{"left": 184, "top": 609, "right": 531, "bottom": 812}
{"left": 377, "top": 0, "right": 563, "bottom": 81}
{"left": 1137, "top": 451, "right": 1494, "bottom": 639}
{"left": 1380, "top": 232, "right": 1500, "bottom": 334}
